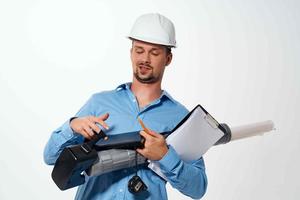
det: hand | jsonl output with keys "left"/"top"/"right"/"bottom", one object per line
{"left": 136, "top": 129, "right": 168, "bottom": 161}
{"left": 70, "top": 113, "right": 109, "bottom": 139}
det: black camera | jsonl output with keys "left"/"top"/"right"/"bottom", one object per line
{"left": 128, "top": 175, "right": 148, "bottom": 193}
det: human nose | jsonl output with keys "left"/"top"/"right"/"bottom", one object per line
{"left": 140, "top": 52, "right": 151, "bottom": 64}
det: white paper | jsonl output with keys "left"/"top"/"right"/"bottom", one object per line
{"left": 148, "top": 106, "right": 225, "bottom": 180}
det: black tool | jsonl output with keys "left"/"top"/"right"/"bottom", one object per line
{"left": 51, "top": 130, "right": 107, "bottom": 190}
{"left": 128, "top": 151, "right": 148, "bottom": 193}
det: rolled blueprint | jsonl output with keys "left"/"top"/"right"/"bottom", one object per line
{"left": 230, "top": 120, "right": 275, "bottom": 141}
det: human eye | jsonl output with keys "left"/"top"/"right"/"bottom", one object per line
{"left": 151, "top": 50, "right": 160, "bottom": 56}
{"left": 135, "top": 48, "right": 144, "bottom": 54}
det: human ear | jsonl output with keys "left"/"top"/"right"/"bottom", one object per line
{"left": 165, "top": 53, "right": 172, "bottom": 66}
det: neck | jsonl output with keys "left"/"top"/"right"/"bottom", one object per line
{"left": 131, "top": 78, "right": 162, "bottom": 108}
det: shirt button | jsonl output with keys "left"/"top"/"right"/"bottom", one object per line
{"left": 119, "top": 189, "right": 123, "bottom": 192}
{"left": 132, "top": 99, "right": 136, "bottom": 102}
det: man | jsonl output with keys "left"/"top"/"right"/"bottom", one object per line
{"left": 44, "top": 13, "right": 207, "bottom": 199}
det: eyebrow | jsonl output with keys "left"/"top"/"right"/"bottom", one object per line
{"left": 134, "top": 46, "right": 162, "bottom": 51}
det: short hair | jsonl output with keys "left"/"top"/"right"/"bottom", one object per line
{"left": 166, "top": 47, "right": 172, "bottom": 55}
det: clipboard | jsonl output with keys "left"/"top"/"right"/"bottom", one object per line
{"left": 148, "top": 104, "right": 225, "bottom": 179}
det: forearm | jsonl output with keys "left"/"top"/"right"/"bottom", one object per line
{"left": 158, "top": 146, "right": 207, "bottom": 199}
{"left": 43, "top": 119, "right": 84, "bottom": 165}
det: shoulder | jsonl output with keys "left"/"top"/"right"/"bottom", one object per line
{"left": 161, "top": 92, "right": 189, "bottom": 126}
{"left": 172, "top": 99, "right": 189, "bottom": 113}
{"left": 88, "top": 89, "right": 119, "bottom": 105}
{"left": 91, "top": 89, "right": 117, "bottom": 99}
{"left": 162, "top": 91, "right": 189, "bottom": 114}
{"left": 88, "top": 83, "right": 129, "bottom": 106}
{"left": 91, "top": 83, "right": 129, "bottom": 99}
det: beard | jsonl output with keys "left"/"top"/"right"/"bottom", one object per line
{"left": 134, "top": 64, "right": 160, "bottom": 84}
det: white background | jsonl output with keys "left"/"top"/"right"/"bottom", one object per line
{"left": 0, "top": 0, "right": 299, "bottom": 199}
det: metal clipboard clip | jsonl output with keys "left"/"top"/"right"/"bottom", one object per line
{"left": 204, "top": 113, "right": 219, "bottom": 129}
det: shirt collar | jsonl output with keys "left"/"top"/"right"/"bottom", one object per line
{"left": 115, "top": 82, "right": 176, "bottom": 103}
{"left": 160, "top": 90, "right": 176, "bottom": 103}
{"left": 116, "top": 82, "right": 130, "bottom": 91}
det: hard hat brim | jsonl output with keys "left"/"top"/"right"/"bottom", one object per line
{"left": 128, "top": 36, "right": 177, "bottom": 48}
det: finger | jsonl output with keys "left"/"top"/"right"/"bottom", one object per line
{"left": 136, "top": 148, "right": 146, "bottom": 156}
{"left": 98, "top": 113, "right": 109, "bottom": 121}
{"left": 81, "top": 129, "right": 92, "bottom": 140}
{"left": 138, "top": 118, "right": 151, "bottom": 133}
{"left": 143, "top": 128, "right": 159, "bottom": 138}
{"left": 139, "top": 130, "right": 153, "bottom": 140}
{"left": 88, "top": 121, "right": 101, "bottom": 133}
{"left": 90, "top": 116, "right": 110, "bottom": 130}
{"left": 83, "top": 125, "right": 94, "bottom": 137}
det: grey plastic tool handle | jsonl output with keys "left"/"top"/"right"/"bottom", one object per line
{"left": 86, "top": 149, "right": 146, "bottom": 177}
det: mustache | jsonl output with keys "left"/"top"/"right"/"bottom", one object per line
{"left": 137, "top": 62, "right": 152, "bottom": 69}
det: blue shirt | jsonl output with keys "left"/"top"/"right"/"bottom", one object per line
{"left": 44, "top": 83, "right": 207, "bottom": 200}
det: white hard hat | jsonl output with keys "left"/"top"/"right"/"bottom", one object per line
{"left": 128, "top": 13, "right": 176, "bottom": 47}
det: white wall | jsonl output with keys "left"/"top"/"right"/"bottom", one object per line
{"left": 0, "top": 0, "right": 299, "bottom": 199}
